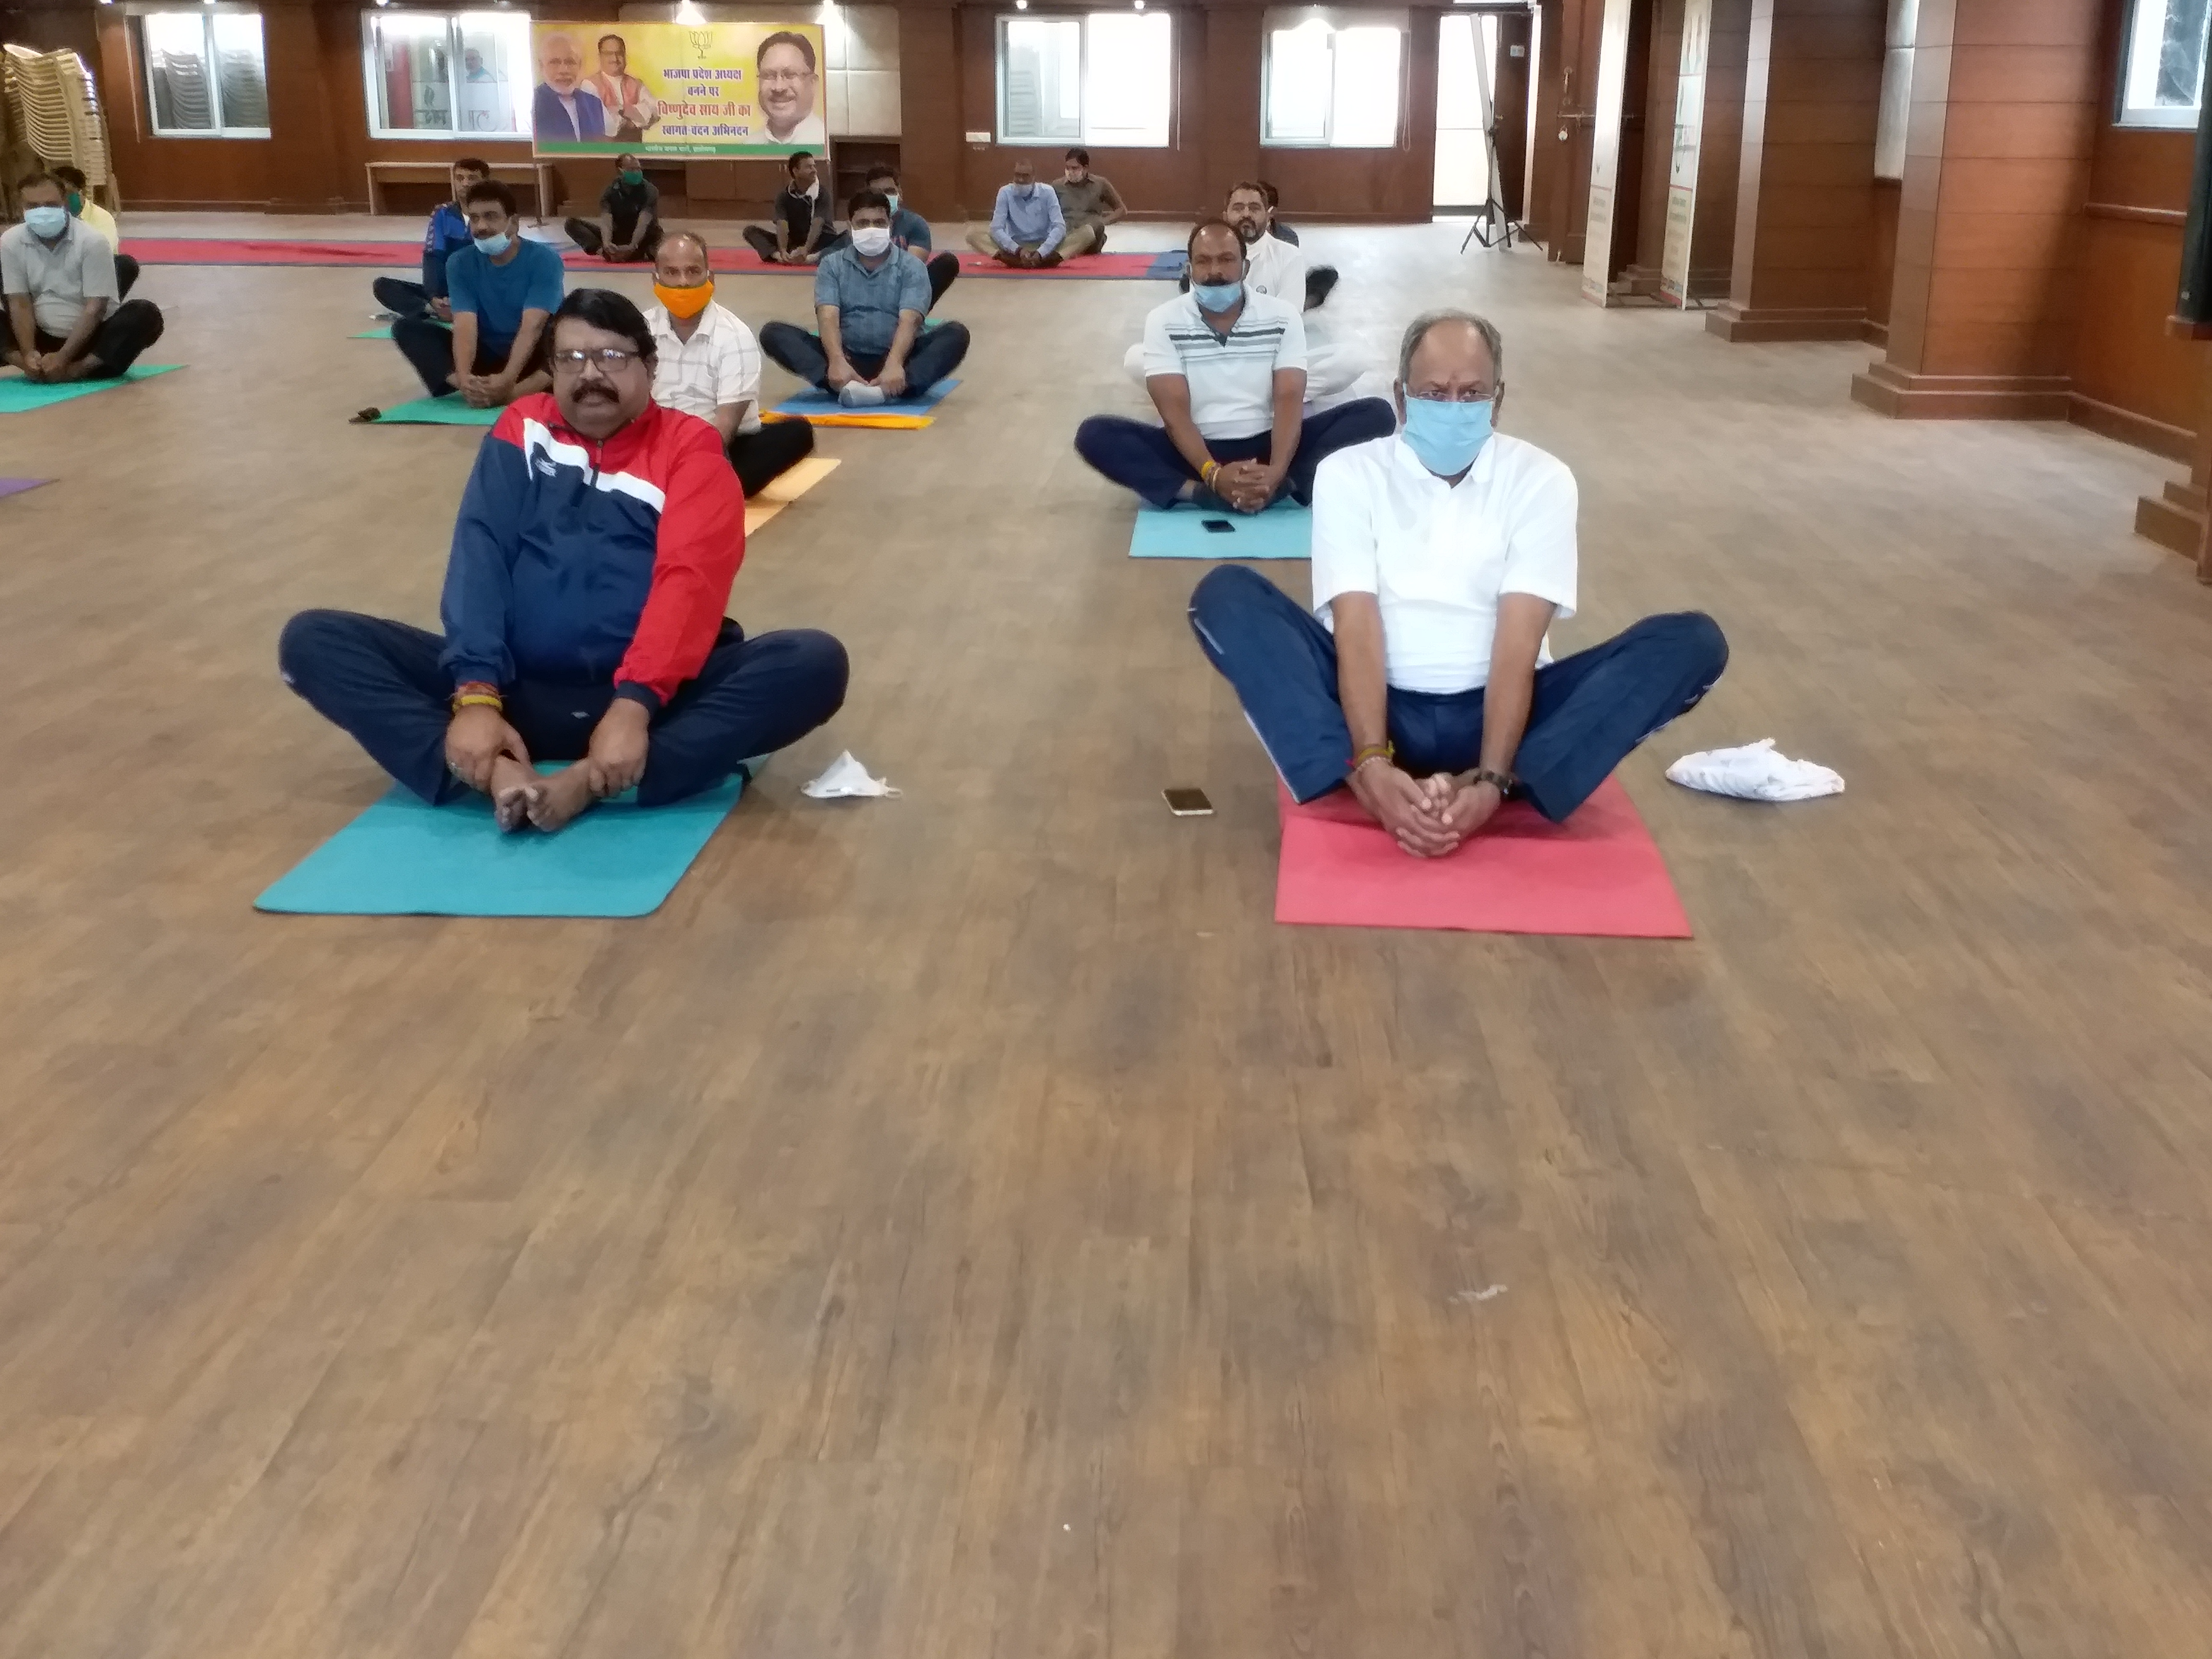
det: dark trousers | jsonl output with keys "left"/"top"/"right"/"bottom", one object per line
{"left": 115, "top": 254, "right": 139, "bottom": 300}
{"left": 743, "top": 224, "right": 826, "bottom": 263}
{"left": 758, "top": 318, "right": 971, "bottom": 393}
{"left": 565, "top": 215, "right": 664, "bottom": 261}
{"left": 1187, "top": 564, "right": 1729, "bottom": 821}
{"left": 278, "top": 610, "right": 850, "bottom": 808}
{"left": 372, "top": 275, "right": 437, "bottom": 321}
{"left": 1074, "top": 398, "right": 1395, "bottom": 509}
{"left": 21, "top": 300, "right": 164, "bottom": 378}
{"left": 391, "top": 317, "right": 532, "bottom": 398}
{"left": 727, "top": 419, "right": 815, "bottom": 498}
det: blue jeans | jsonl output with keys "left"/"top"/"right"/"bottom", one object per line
{"left": 1187, "top": 565, "right": 1728, "bottom": 822}
{"left": 758, "top": 319, "right": 971, "bottom": 392}
{"left": 1073, "top": 398, "right": 1396, "bottom": 508}
{"left": 278, "top": 610, "right": 849, "bottom": 807}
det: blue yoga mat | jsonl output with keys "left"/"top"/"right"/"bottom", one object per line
{"left": 771, "top": 378, "right": 959, "bottom": 419}
{"left": 257, "top": 770, "right": 745, "bottom": 917}
{"left": 369, "top": 395, "right": 501, "bottom": 426}
{"left": 1129, "top": 500, "right": 1312, "bottom": 560}
{"left": 0, "top": 363, "right": 183, "bottom": 413}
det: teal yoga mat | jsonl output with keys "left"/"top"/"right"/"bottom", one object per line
{"left": 352, "top": 325, "right": 393, "bottom": 339}
{"left": 0, "top": 363, "right": 182, "bottom": 413}
{"left": 368, "top": 395, "right": 500, "bottom": 426}
{"left": 1129, "top": 500, "right": 1311, "bottom": 560}
{"left": 256, "top": 770, "right": 746, "bottom": 917}
{"left": 771, "top": 378, "right": 959, "bottom": 418}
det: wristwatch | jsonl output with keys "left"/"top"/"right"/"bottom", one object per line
{"left": 1469, "top": 768, "right": 1516, "bottom": 794}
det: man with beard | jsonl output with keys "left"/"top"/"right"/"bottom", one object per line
{"left": 532, "top": 32, "right": 607, "bottom": 142}
{"left": 756, "top": 30, "right": 826, "bottom": 148}
{"left": 280, "top": 289, "right": 850, "bottom": 834}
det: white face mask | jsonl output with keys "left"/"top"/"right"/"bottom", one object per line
{"left": 850, "top": 226, "right": 893, "bottom": 257}
{"left": 799, "top": 177, "right": 819, "bottom": 201}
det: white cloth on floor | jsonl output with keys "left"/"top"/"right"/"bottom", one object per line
{"left": 837, "top": 381, "right": 887, "bottom": 407}
{"left": 1666, "top": 739, "right": 1843, "bottom": 802}
{"left": 802, "top": 750, "right": 901, "bottom": 799}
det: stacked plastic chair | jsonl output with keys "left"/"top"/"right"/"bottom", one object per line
{"left": 1, "top": 43, "right": 117, "bottom": 214}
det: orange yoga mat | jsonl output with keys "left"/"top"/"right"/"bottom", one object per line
{"left": 1272, "top": 776, "right": 1693, "bottom": 938}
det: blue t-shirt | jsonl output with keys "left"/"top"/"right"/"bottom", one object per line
{"left": 889, "top": 206, "right": 932, "bottom": 254}
{"left": 813, "top": 244, "right": 931, "bottom": 358}
{"left": 421, "top": 203, "right": 475, "bottom": 299}
{"left": 445, "top": 238, "right": 565, "bottom": 354}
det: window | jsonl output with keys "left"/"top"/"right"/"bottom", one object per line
{"left": 1874, "top": 0, "right": 1917, "bottom": 180}
{"left": 996, "top": 11, "right": 1171, "bottom": 147}
{"left": 1264, "top": 12, "right": 1404, "bottom": 149}
{"left": 363, "top": 10, "right": 533, "bottom": 140}
{"left": 2120, "top": 0, "right": 2211, "bottom": 128}
{"left": 139, "top": 9, "right": 270, "bottom": 138}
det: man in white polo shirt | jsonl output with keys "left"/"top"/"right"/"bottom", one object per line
{"left": 642, "top": 230, "right": 815, "bottom": 497}
{"left": 2, "top": 169, "right": 165, "bottom": 385}
{"left": 1076, "top": 219, "right": 1392, "bottom": 512}
{"left": 1188, "top": 308, "right": 1727, "bottom": 856}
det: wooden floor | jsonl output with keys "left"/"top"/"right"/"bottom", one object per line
{"left": 4, "top": 216, "right": 2212, "bottom": 1659}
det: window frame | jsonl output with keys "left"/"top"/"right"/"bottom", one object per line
{"left": 136, "top": 7, "right": 272, "bottom": 141}
{"left": 2116, "top": 0, "right": 2212, "bottom": 131}
{"left": 1261, "top": 12, "right": 1408, "bottom": 151}
{"left": 360, "top": 9, "right": 534, "bottom": 144}
{"left": 992, "top": 10, "right": 1173, "bottom": 149}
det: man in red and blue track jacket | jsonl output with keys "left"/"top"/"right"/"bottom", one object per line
{"left": 280, "top": 288, "right": 848, "bottom": 833}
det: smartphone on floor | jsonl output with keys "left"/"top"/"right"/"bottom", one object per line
{"left": 1164, "top": 788, "right": 1214, "bottom": 816}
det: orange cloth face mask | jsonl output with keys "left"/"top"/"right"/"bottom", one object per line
{"left": 654, "top": 279, "right": 714, "bottom": 319}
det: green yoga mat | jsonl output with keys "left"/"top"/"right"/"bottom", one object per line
{"left": 352, "top": 325, "right": 393, "bottom": 340}
{"left": 257, "top": 769, "right": 747, "bottom": 917}
{"left": 367, "top": 395, "right": 501, "bottom": 426}
{"left": 0, "top": 363, "right": 183, "bottom": 412}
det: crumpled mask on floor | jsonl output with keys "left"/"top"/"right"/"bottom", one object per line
{"left": 802, "top": 751, "right": 901, "bottom": 799}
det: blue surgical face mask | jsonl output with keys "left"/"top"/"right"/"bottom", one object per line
{"left": 474, "top": 230, "right": 512, "bottom": 256}
{"left": 1191, "top": 280, "right": 1242, "bottom": 314}
{"left": 1399, "top": 394, "right": 1495, "bottom": 477}
{"left": 885, "top": 192, "right": 900, "bottom": 213}
{"left": 24, "top": 204, "right": 68, "bottom": 239}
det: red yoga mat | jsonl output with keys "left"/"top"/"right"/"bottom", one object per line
{"left": 125, "top": 239, "right": 1179, "bottom": 279}
{"left": 1273, "top": 776, "right": 1693, "bottom": 938}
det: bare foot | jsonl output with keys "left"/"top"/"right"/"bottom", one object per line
{"left": 487, "top": 753, "right": 541, "bottom": 832}
{"left": 525, "top": 762, "right": 599, "bottom": 833}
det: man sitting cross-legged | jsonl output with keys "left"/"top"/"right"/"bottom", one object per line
{"left": 1076, "top": 219, "right": 1393, "bottom": 513}
{"left": 743, "top": 151, "right": 831, "bottom": 266}
{"left": 644, "top": 230, "right": 816, "bottom": 497}
{"left": 390, "top": 178, "right": 564, "bottom": 407}
{"left": 49, "top": 165, "right": 137, "bottom": 299}
{"left": 963, "top": 158, "right": 1068, "bottom": 268}
{"left": 760, "top": 189, "right": 972, "bottom": 409}
{"left": 1187, "top": 309, "right": 1728, "bottom": 857}
{"left": 280, "top": 289, "right": 850, "bottom": 834}
{"left": 1, "top": 170, "right": 165, "bottom": 385}
{"left": 373, "top": 156, "right": 486, "bottom": 325}
{"left": 564, "top": 152, "right": 664, "bottom": 263}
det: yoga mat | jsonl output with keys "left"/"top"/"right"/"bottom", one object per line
{"left": 744, "top": 454, "right": 840, "bottom": 534}
{"left": 770, "top": 378, "right": 958, "bottom": 425}
{"left": 1273, "top": 776, "right": 1692, "bottom": 938}
{"left": 0, "top": 364, "right": 182, "bottom": 412}
{"left": 129, "top": 237, "right": 1184, "bottom": 280}
{"left": 257, "top": 770, "right": 745, "bottom": 917}
{"left": 352, "top": 325, "right": 393, "bottom": 340}
{"left": 0, "top": 477, "right": 53, "bottom": 499}
{"left": 1130, "top": 500, "right": 1310, "bottom": 560}
{"left": 366, "top": 396, "right": 501, "bottom": 426}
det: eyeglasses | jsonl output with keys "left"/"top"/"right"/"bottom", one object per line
{"left": 1407, "top": 386, "right": 1499, "bottom": 405}
{"left": 550, "top": 347, "right": 643, "bottom": 374}
{"left": 759, "top": 69, "right": 815, "bottom": 86}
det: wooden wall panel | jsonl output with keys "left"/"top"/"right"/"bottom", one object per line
{"left": 1630, "top": 0, "right": 1686, "bottom": 288}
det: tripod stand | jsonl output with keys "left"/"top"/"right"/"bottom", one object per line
{"left": 1459, "top": 19, "right": 1516, "bottom": 252}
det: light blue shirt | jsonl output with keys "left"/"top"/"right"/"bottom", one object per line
{"left": 989, "top": 181, "right": 1065, "bottom": 252}
{"left": 813, "top": 243, "right": 932, "bottom": 358}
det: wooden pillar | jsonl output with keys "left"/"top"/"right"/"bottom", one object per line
{"left": 1850, "top": 0, "right": 2100, "bottom": 418}
{"left": 1627, "top": 0, "right": 1686, "bottom": 293}
{"left": 895, "top": 1, "right": 961, "bottom": 220}
{"left": 263, "top": 0, "right": 345, "bottom": 214}
{"left": 1706, "top": 0, "right": 1884, "bottom": 341}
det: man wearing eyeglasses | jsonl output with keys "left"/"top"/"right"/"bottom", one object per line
{"left": 1187, "top": 309, "right": 1728, "bottom": 857}
{"left": 281, "top": 288, "right": 850, "bottom": 835}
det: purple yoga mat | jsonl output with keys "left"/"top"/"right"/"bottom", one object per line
{"left": 0, "top": 478, "right": 52, "bottom": 499}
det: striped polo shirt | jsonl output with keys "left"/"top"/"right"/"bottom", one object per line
{"left": 1139, "top": 290, "right": 1309, "bottom": 439}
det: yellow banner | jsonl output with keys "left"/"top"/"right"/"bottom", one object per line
{"left": 529, "top": 21, "right": 828, "bottom": 157}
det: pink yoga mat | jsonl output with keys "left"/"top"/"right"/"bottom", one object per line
{"left": 1273, "top": 776, "right": 1692, "bottom": 938}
